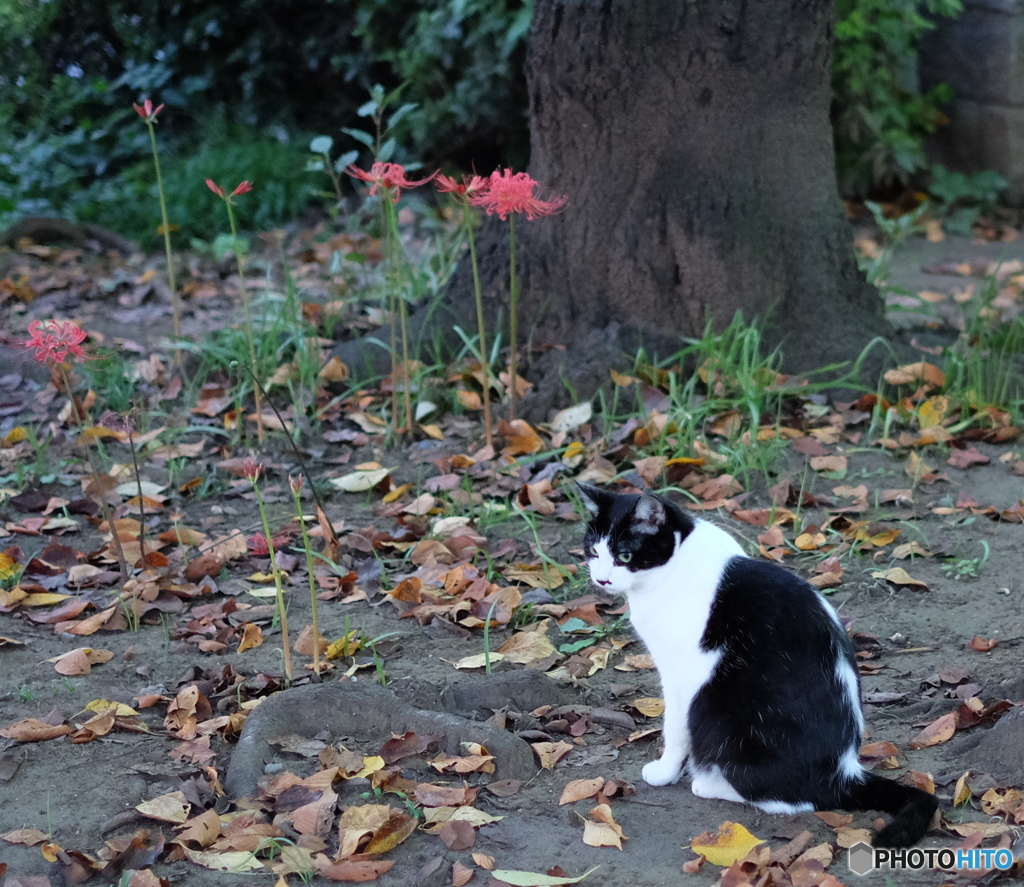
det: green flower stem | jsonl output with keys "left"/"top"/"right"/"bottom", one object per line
{"left": 145, "top": 120, "right": 181, "bottom": 342}
{"left": 383, "top": 193, "right": 413, "bottom": 434}
{"left": 224, "top": 198, "right": 264, "bottom": 441}
{"left": 465, "top": 213, "right": 493, "bottom": 449}
{"left": 508, "top": 213, "right": 519, "bottom": 422}
{"left": 252, "top": 479, "right": 293, "bottom": 683}
{"left": 58, "top": 364, "right": 129, "bottom": 583}
{"left": 291, "top": 481, "right": 321, "bottom": 676}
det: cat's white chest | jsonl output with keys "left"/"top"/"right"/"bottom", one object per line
{"left": 625, "top": 520, "right": 744, "bottom": 725}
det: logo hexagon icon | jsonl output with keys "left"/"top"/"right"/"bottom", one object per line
{"left": 848, "top": 842, "right": 875, "bottom": 876}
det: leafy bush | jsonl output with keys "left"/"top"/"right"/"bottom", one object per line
{"left": 833, "top": 0, "right": 963, "bottom": 198}
{"left": 0, "top": 0, "right": 531, "bottom": 238}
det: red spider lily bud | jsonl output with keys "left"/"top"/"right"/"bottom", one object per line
{"left": 231, "top": 181, "right": 253, "bottom": 196}
{"left": 288, "top": 474, "right": 303, "bottom": 495}
{"left": 133, "top": 99, "right": 164, "bottom": 121}
{"left": 205, "top": 179, "right": 226, "bottom": 198}
{"left": 241, "top": 459, "right": 263, "bottom": 482}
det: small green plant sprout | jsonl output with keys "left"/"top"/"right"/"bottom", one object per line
{"left": 468, "top": 169, "right": 567, "bottom": 422}
{"left": 436, "top": 173, "right": 495, "bottom": 447}
{"left": 133, "top": 98, "right": 181, "bottom": 341}
{"left": 860, "top": 200, "right": 930, "bottom": 288}
{"left": 17, "top": 685, "right": 35, "bottom": 702}
{"left": 941, "top": 540, "right": 990, "bottom": 580}
{"left": 307, "top": 135, "right": 357, "bottom": 206}
{"left": 206, "top": 177, "right": 264, "bottom": 441}
{"left": 290, "top": 473, "right": 323, "bottom": 676}
{"left": 244, "top": 460, "right": 292, "bottom": 682}
{"left": 345, "top": 161, "right": 435, "bottom": 435}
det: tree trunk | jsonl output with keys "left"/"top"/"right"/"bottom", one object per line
{"left": 518, "top": 0, "right": 889, "bottom": 375}
{"left": 337, "top": 0, "right": 893, "bottom": 418}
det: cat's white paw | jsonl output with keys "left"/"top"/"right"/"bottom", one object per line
{"left": 642, "top": 757, "right": 684, "bottom": 786}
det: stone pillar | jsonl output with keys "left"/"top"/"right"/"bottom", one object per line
{"left": 919, "top": 0, "right": 1024, "bottom": 205}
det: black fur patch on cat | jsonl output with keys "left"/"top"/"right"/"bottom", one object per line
{"left": 578, "top": 483, "right": 694, "bottom": 572}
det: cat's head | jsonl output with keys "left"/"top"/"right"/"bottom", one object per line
{"left": 577, "top": 483, "right": 693, "bottom": 594}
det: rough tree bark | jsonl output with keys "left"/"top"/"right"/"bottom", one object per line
{"left": 337, "top": 0, "right": 893, "bottom": 418}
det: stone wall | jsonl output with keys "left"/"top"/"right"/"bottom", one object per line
{"left": 919, "top": 0, "right": 1024, "bottom": 204}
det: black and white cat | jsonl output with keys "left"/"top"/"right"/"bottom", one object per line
{"left": 578, "top": 483, "right": 937, "bottom": 848}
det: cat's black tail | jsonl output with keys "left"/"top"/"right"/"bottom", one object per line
{"left": 835, "top": 773, "right": 938, "bottom": 847}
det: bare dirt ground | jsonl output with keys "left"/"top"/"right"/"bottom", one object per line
{"left": 1, "top": 229, "right": 1024, "bottom": 887}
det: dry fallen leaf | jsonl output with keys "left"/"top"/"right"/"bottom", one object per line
{"left": 0, "top": 718, "right": 72, "bottom": 742}
{"left": 870, "top": 567, "right": 929, "bottom": 591}
{"left": 632, "top": 697, "right": 665, "bottom": 718}
{"left": 136, "top": 791, "right": 190, "bottom": 823}
{"left": 909, "top": 712, "right": 957, "bottom": 749}
{"left": 582, "top": 803, "right": 626, "bottom": 850}
{"left": 690, "top": 821, "right": 765, "bottom": 867}
{"left": 532, "top": 741, "right": 573, "bottom": 770}
{"left": 559, "top": 778, "right": 606, "bottom": 805}
{"left": 452, "top": 860, "right": 475, "bottom": 887}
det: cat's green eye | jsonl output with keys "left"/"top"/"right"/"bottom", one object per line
{"left": 618, "top": 552, "right": 632, "bottom": 563}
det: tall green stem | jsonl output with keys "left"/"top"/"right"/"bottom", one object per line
{"left": 145, "top": 121, "right": 181, "bottom": 342}
{"left": 253, "top": 480, "right": 292, "bottom": 682}
{"left": 383, "top": 194, "right": 413, "bottom": 434}
{"left": 291, "top": 480, "right": 321, "bottom": 676}
{"left": 225, "top": 199, "right": 264, "bottom": 441}
{"left": 508, "top": 214, "right": 519, "bottom": 422}
{"left": 465, "top": 215, "right": 493, "bottom": 449}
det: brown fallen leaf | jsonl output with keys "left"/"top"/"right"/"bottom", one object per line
{"left": 559, "top": 778, "right": 606, "bottom": 806}
{"left": 236, "top": 622, "right": 264, "bottom": 652}
{"left": 439, "top": 819, "right": 476, "bottom": 851}
{"left": 532, "top": 741, "right": 573, "bottom": 770}
{"left": 452, "top": 860, "right": 475, "bottom": 887}
{"left": 969, "top": 637, "right": 998, "bottom": 652}
{"left": 909, "top": 712, "right": 957, "bottom": 749}
{"left": 0, "top": 718, "right": 72, "bottom": 742}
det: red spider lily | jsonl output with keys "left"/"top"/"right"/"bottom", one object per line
{"left": 22, "top": 319, "right": 88, "bottom": 364}
{"left": 206, "top": 179, "right": 253, "bottom": 199}
{"left": 469, "top": 168, "right": 567, "bottom": 221}
{"left": 133, "top": 99, "right": 164, "bottom": 122}
{"left": 435, "top": 173, "right": 489, "bottom": 203}
{"left": 241, "top": 459, "right": 264, "bottom": 482}
{"left": 345, "top": 162, "right": 435, "bottom": 202}
{"left": 288, "top": 474, "right": 303, "bottom": 495}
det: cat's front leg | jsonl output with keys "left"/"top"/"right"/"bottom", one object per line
{"left": 642, "top": 685, "right": 689, "bottom": 787}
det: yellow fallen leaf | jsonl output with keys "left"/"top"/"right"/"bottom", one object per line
{"left": 633, "top": 697, "right": 665, "bottom": 718}
{"left": 582, "top": 803, "right": 626, "bottom": 850}
{"left": 870, "top": 567, "right": 929, "bottom": 591}
{"left": 690, "top": 821, "right": 765, "bottom": 867}
{"left": 953, "top": 771, "right": 972, "bottom": 806}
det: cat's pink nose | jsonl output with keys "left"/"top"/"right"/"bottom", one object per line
{"left": 596, "top": 578, "right": 611, "bottom": 586}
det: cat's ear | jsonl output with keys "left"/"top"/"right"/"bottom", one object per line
{"left": 575, "top": 482, "right": 610, "bottom": 516}
{"left": 633, "top": 494, "right": 666, "bottom": 534}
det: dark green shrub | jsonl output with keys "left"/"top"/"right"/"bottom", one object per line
{"left": 833, "top": 0, "right": 963, "bottom": 198}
